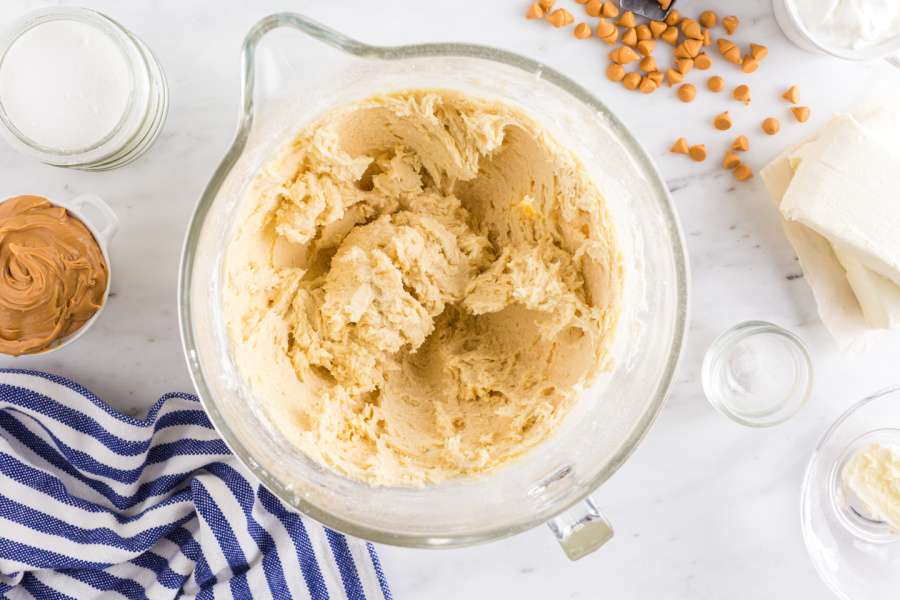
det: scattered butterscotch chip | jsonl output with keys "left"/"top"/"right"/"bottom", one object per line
{"left": 682, "top": 19, "right": 703, "bottom": 40}
{"left": 762, "top": 117, "right": 781, "bottom": 135}
{"left": 733, "top": 84, "right": 751, "bottom": 104}
{"left": 585, "top": 0, "right": 603, "bottom": 17}
{"left": 699, "top": 10, "right": 718, "bottom": 28}
{"left": 618, "top": 11, "right": 637, "bottom": 28}
{"left": 639, "top": 77, "right": 658, "bottom": 94}
{"left": 703, "top": 28, "right": 712, "bottom": 47}
{"left": 708, "top": 75, "right": 725, "bottom": 92}
{"left": 538, "top": 0, "right": 556, "bottom": 12}
{"left": 694, "top": 53, "right": 713, "bottom": 69}
{"left": 792, "top": 106, "right": 811, "bottom": 123}
{"left": 639, "top": 55, "right": 658, "bottom": 72}
{"left": 647, "top": 71, "right": 664, "bottom": 85}
{"left": 526, "top": 3, "right": 545, "bottom": 19}
{"left": 596, "top": 18, "right": 615, "bottom": 37}
{"left": 734, "top": 163, "right": 753, "bottom": 181}
{"left": 675, "top": 58, "right": 694, "bottom": 74}
{"left": 574, "top": 22, "right": 592, "bottom": 39}
{"left": 750, "top": 43, "right": 769, "bottom": 60}
{"left": 717, "top": 38, "right": 735, "bottom": 54}
{"left": 689, "top": 144, "right": 707, "bottom": 162}
{"left": 714, "top": 111, "right": 733, "bottom": 131}
{"left": 718, "top": 39, "right": 742, "bottom": 64}
{"left": 650, "top": 20, "right": 667, "bottom": 38}
{"left": 600, "top": 0, "right": 619, "bottom": 18}
{"left": 723, "top": 151, "right": 741, "bottom": 169}
{"left": 671, "top": 137, "right": 690, "bottom": 154}
{"left": 665, "top": 10, "right": 682, "bottom": 26}
{"left": 575, "top": 0, "right": 589, "bottom": 4}
{"left": 661, "top": 26, "right": 680, "bottom": 45}
{"left": 658, "top": 0, "right": 673, "bottom": 9}
{"left": 623, "top": 72, "right": 642, "bottom": 90}
{"left": 606, "top": 63, "right": 626, "bottom": 81}
{"left": 622, "top": 28, "right": 638, "bottom": 46}
{"left": 609, "top": 46, "right": 639, "bottom": 64}
{"left": 722, "top": 15, "right": 740, "bottom": 35}
{"left": 599, "top": 27, "right": 619, "bottom": 44}
{"left": 783, "top": 85, "right": 799, "bottom": 103}
{"left": 666, "top": 68, "right": 684, "bottom": 86}
{"left": 677, "top": 83, "right": 697, "bottom": 102}
{"left": 684, "top": 38, "right": 703, "bottom": 57}
{"left": 637, "top": 24, "right": 653, "bottom": 41}
{"left": 547, "top": 8, "right": 574, "bottom": 27}
{"left": 741, "top": 56, "right": 759, "bottom": 73}
{"left": 637, "top": 39, "right": 656, "bottom": 56}
{"left": 732, "top": 135, "right": 749, "bottom": 151}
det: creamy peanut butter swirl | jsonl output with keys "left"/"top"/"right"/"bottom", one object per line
{"left": 0, "top": 195, "right": 108, "bottom": 356}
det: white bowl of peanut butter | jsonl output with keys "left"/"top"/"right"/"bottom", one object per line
{"left": 0, "top": 193, "right": 117, "bottom": 356}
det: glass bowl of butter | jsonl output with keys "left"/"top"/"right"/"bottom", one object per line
{"left": 179, "top": 13, "right": 688, "bottom": 557}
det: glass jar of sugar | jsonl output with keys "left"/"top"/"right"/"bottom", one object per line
{"left": 0, "top": 7, "right": 168, "bottom": 170}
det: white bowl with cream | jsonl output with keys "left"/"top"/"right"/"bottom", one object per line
{"left": 774, "top": 0, "right": 900, "bottom": 65}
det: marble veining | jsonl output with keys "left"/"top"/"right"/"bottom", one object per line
{"left": 2, "top": 0, "right": 899, "bottom": 597}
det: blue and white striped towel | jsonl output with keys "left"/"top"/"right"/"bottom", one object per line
{"left": 0, "top": 369, "right": 392, "bottom": 600}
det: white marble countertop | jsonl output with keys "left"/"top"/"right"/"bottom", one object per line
{"left": 3, "top": 0, "right": 900, "bottom": 597}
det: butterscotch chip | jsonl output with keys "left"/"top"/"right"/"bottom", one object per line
{"left": 671, "top": 137, "right": 690, "bottom": 154}
{"left": 732, "top": 135, "right": 749, "bottom": 151}
{"left": 585, "top": 0, "right": 603, "bottom": 17}
{"left": 733, "top": 84, "right": 751, "bottom": 104}
{"left": 617, "top": 11, "right": 637, "bottom": 28}
{"left": 538, "top": 0, "right": 556, "bottom": 11}
{"left": 637, "top": 39, "right": 656, "bottom": 56}
{"left": 637, "top": 24, "right": 653, "bottom": 41}
{"left": 658, "top": 0, "right": 673, "bottom": 9}
{"left": 714, "top": 111, "right": 733, "bottom": 131}
{"left": 665, "top": 10, "right": 682, "bottom": 26}
{"left": 526, "top": 3, "right": 545, "bottom": 19}
{"left": 599, "top": 28, "right": 619, "bottom": 45}
{"left": 723, "top": 151, "right": 741, "bottom": 169}
{"left": 609, "top": 46, "right": 639, "bottom": 64}
{"left": 661, "top": 26, "right": 680, "bottom": 45}
{"left": 547, "top": 8, "right": 574, "bottom": 27}
{"left": 650, "top": 20, "right": 668, "bottom": 38}
{"left": 681, "top": 19, "right": 703, "bottom": 40}
{"left": 639, "top": 55, "right": 658, "bottom": 72}
{"left": 708, "top": 75, "right": 725, "bottom": 92}
{"left": 622, "top": 28, "right": 638, "bottom": 46}
{"left": 689, "top": 144, "right": 707, "bottom": 162}
{"left": 623, "top": 72, "right": 642, "bottom": 90}
{"left": 600, "top": 1, "right": 619, "bottom": 18}
{"left": 606, "top": 62, "right": 626, "bottom": 82}
{"left": 596, "top": 18, "right": 616, "bottom": 37}
{"left": 684, "top": 39, "right": 703, "bottom": 57}
{"left": 783, "top": 85, "right": 799, "bottom": 103}
{"left": 639, "top": 77, "right": 658, "bottom": 94}
{"left": 667, "top": 68, "right": 684, "bottom": 86}
{"left": 734, "top": 163, "right": 753, "bottom": 181}
{"left": 703, "top": 28, "right": 712, "bottom": 47}
{"left": 722, "top": 15, "right": 740, "bottom": 35}
{"left": 575, "top": 0, "right": 589, "bottom": 3}
{"left": 762, "top": 117, "right": 780, "bottom": 135}
{"left": 574, "top": 22, "right": 592, "bottom": 38}
{"left": 677, "top": 83, "right": 696, "bottom": 102}
{"left": 741, "top": 56, "right": 759, "bottom": 73}
{"left": 694, "top": 53, "right": 713, "bottom": 69}
{"left": 718, "top": 39, "right": 743, "bottom": 64}
{"left": 750, "top": 43, "right": 769, "bottom": 60}
{"left": 647, "top": 71, "right": 664, "bottom": 85}
{"left": 675, "top": 58, "right": 694, "bottom": 74}
{"left": 792, "top": 106, "right": 811, "bottom": 123}
{"left": 699, "top": 10, "right": 718, "bottom": 28}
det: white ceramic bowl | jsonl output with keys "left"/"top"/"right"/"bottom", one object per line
{"left": 1, "top": 193, "right": 118, "bottom": 356}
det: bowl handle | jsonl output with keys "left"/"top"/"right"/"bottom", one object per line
{"left": 547, "top": 496, "right": 614, "bottom": 560}
{"left": 69, "top": 193, "right": 119, "bottom": 245}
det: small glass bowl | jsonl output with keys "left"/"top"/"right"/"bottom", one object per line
{"left": 0, "top": 7, "right": 168, "bottom": 170}
{"left": 702, "top": 321, "right": 813, "bottom": 427}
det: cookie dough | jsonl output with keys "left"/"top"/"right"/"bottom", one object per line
{"left": 224, "top": 90, "right": 623, "bottom": 486}
{"left": 0, "top": 195, "right": 108, "bottom": 356}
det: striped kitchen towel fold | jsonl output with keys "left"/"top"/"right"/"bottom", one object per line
{"left": 0, "top": 369, "right": 392, "bottom": 600}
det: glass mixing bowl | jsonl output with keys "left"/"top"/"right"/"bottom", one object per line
{"left": 179, "top": 13, "right": 689, "bottom": 557}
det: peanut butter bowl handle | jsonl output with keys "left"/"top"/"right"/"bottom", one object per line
{"left": 179, "top": 12, "right": 689, "bottom": 556}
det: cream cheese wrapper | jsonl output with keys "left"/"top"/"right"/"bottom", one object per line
{"left": 223, "top": 90, "right": 623, "bottom": 487}
{"left": 780, "top": 115, "right": 900, "bottom": 287}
